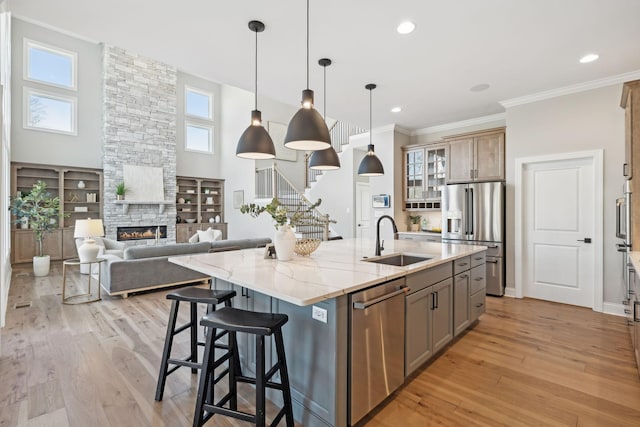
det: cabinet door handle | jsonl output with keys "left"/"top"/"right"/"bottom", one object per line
{"left": 474, "top": 256, "right": 484, "bottom": 261}
{"left": 474, "top": 277, "right": 484, "bottom": 281}
{"left": 486, "top": 260, "right": 499, "bottom": 264}
{"left": 475, "top": 302, "right": 484, "bottom": 308}
{"left": 624, "top": 163, "right": 629, "bottom": 177}
{"left": 457, "top": 274, "right": 468, "bottom": 280}
{"left": 430, "top": 292, "right": 436, "bottom": 310}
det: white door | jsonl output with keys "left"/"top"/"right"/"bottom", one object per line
{"left": 521, "top": 155, "right": 599, "bottom": 308}
{"left": 356, "top": 182, "right": 370, "bottom": 239}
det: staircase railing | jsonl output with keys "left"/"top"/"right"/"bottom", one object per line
{"left": 255, "top": 165, "right": 335, "bottom": 241}
{"left": 305, "top": 121, "right": 366, "bottom": 187}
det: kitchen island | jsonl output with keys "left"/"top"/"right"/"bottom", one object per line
{"left": 170, "top": 238, "right": 486, "bottom": 426}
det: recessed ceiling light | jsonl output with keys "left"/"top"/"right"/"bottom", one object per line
{"left": 397, "top": 21, "right": 415, "bottom": 34}
{"left": 391, "top": 107, "right": 402, "bottom": 113}
{"left": 579, "top": 53, "right": 599, "bottom": 64}
{"left": 470, "top": 83, "right": 490, "bottom": 92}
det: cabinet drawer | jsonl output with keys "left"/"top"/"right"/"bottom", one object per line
{"left": 471, "top": 252, "right": 486, "bottom": 268}
{"left": 406, "top": 262, "right": 452, "bottom": 295}
{"left": 453, "top": 256, "right": 471, "bottom": 275}
{"left": 471, "top": 290, "right": 486, "bottom": 321}
{"left": 470, "top": 264, "right": 486, "bottom": 294}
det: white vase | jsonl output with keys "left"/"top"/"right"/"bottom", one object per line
{"left": 33, "top": 255, "right": 50, "bottom": 277}
{"left": 19, "top": 217, "right": 29, "bottom": 229}
{"left": 274, "top": 225, "right": 296, "bottom": 261}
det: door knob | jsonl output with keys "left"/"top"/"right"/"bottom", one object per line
{"left": 577, "top": 238, "right": 592, "bottom": 243}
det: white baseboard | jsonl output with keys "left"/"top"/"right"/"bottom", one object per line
{"left": 504, "top": 287, "right": 517, "bottom": 298}
{"left": 602, "top": 302, "right": 627, "bottom": 317}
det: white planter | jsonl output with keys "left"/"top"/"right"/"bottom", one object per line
{"left": 274, "top": 225, "right": 296, "bottom": 262}
{"left": 33, "top": 255, "right": 50, "bottom": 277}
{"left": 19, "top": 217, "right": 29, "bottom": 229}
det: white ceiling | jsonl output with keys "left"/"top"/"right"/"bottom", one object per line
{"left": 8, "top": 0, "right": 640, "bottom": 131}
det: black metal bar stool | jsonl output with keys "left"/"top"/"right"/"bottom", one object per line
{"left": 193, "top": 307, "right": 294, "bottom": 427}
{"left": 155, "top": 286, "right": 236, "bottom": 401}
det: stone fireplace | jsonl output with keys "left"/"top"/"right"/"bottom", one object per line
{"left": 102, "top": 46, "right": 177, "bottom": 245}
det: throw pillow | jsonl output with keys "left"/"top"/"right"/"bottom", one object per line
{"left": 196, "top": 227, "right": 223, "bottom": 243}
{"left": 188, "top": 233, "right": 199, "bottom": 244}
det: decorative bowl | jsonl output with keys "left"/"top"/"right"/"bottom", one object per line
{"left": 185, "top": 218, "right": 196, "bottom": 223}
{"left": 294, "top": 238, "right": 321, "bottom": 256}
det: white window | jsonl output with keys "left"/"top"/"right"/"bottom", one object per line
{"left": 23, "top": 88, "right": 77, "bottom": 135}
{"left": 23, "top": 39, "right": 77, "bottom": 90}
{"left": 184, "top": 85, "right": 214, "bottom": 153}
{"left": 185, "top": 86, "right": 212, "bottom": 120}
{"left": 185, "top": 121, "right": 213, "bottom": 153}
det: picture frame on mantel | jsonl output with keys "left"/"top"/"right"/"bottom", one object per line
{"left": 268, "top": 121, "right": 297, "bottom": 162}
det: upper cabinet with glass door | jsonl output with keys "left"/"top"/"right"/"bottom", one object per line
{"left": 403, "top": 143, "right": 446, "bottom": 210}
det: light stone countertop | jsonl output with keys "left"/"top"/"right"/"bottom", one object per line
{"left": 169, "top": 238, "right": 486, "bottom": 306}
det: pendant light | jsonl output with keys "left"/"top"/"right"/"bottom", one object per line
{"left": 358, "top": 84, "right": 384, "bottom": 176}
{"left": 236, "top": 20, "right": 276, "bottom": 159}
{"left": 309, "top": 58, "right": 340, "bottom": 170}
{"left": 284, "top": 0, "right": 332, "bottom": 151}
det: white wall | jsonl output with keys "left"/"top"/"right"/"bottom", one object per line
{"left": 350, "top": 126, "right": 397, "bottom": 242}
{"left": 306, "top": 147, "right": 355, "bottom": 238}
{"left": 10, "top": 18, "right": 102, "bottom": 168}
{"left": 505, "top": 84, "right": 626, "bottom": 306}
{"left": 1, "top": 12, "right": 11, "bottom": 328}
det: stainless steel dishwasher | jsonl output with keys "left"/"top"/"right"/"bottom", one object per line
{"left": 350, "top": 278, "right": 407, "bottom": 425}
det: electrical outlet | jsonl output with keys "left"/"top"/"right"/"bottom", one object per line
{"left": 312, "top": 305, "right": 328, "bottom": 323}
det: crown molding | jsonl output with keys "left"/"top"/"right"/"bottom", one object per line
{"left": 412, "top": 113, "right": 506, "bottom": 136}
{"left": 14, "top": 14, "right": 101, "bottom": 44}
{"left": 500, "top": 70, "right": 640, "bottom": 108}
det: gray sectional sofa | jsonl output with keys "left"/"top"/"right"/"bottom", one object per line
{"left": 99, "top": 237, "right": 271, "bottom": 298}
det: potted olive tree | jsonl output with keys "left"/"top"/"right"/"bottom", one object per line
{"left": 9, "top": 181, "right": 63, "bottom": 276}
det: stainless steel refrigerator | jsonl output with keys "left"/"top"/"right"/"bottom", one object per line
{"left": 442, "top": 182, "right": 505, "bottom": 296}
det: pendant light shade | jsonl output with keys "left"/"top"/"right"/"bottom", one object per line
{"left": 284, "top": 0, "right": 332, "bottom": 151}
{"left": 236, "top": 20, "right": 276, "bottom": 159}
{"left": 358, "top": 83, "right": 384, "bottom": 176}
{"left": 309, "top": 58, "right": 340, "bottom": 170}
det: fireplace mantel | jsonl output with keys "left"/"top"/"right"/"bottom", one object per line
{"left": 115, "top": 200, "right": 173, "bottom": 214}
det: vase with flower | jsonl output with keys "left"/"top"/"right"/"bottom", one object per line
{"left": 240, "top": 197, "right": 321, "bottom": 261}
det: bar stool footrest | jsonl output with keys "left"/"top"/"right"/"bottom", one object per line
{"left": 202, "top": 403, "right": 255, "bottom": 423}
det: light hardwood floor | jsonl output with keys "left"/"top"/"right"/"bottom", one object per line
{"left": 1, "top": 262, "right": 639, "bottom": 426}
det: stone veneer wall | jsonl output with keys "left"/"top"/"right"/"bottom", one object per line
{"left": 102, "top": 45, "right": 177, "bottom": 244}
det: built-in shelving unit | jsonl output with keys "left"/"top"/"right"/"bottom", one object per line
{"left": 11, "top": 162, "right": 103, "bottom": 263}
{"left": 175, "top": 176, "right": 226, "bottom": 242}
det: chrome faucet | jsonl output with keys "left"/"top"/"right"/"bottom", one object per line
{"left": 375, "top": 215, "right": 398, "bottom": 256}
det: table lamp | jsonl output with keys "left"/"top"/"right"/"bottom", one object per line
{"left": 74, "top": 218, "right": 105, "bottom": 263}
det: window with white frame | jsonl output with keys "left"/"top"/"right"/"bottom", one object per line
{"left": 184, "top": 86, "right": 214, "bottom": 153}
{"left": 24, "top": 39, "right": 77, "bottom": 90}
{"left": 23, "top": 88, "right": 77, "bottom": 135}
{"left": 23, "top": 38, "right": 78, "bottom": 135}
{"left": 185, "top": 121, "right": 212, "bottom": 153}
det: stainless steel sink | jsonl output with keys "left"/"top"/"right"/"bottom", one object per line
{"left": 364, "top": 253, "right": 432, "bottom": 266}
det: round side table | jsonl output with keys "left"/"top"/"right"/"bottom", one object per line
{"left": 62, "top": 258, "right": 105, "bottom": 304}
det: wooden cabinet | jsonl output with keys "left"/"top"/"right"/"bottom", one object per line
{"left": 11, "top": 162, "right": 103, "bottom": 263}
{"left": 402, "top": 143, "right": 446, "bottom": 210}
{"left": 405, "top": 277, "right": 453, "bottom": 377}
{"left": 453, "top": 271, "right": 470, "bottom": 336}
{"left": 622, "top": 80, "right": 640, "bottom": 179}
{"left": 470, "top": 265, "right": 487, "bottom": 323}
{"left": 445, "top": 128, "right": 505, "bottom": 183}
{"left": 175, "top": 176, "right": 226, "bottom": 242}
